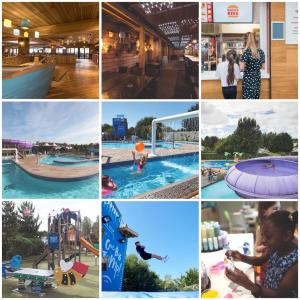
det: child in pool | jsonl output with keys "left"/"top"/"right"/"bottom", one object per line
{"left": 102, "top": 175, "right": 117, "bottom": 195}
{"left": 135, "top": 241, "right": 168, "bottom": 262}
{"left": 225, "top": 210, "right": 298, "bottom": 298}
{"left": 132, "top": 151, "right": 148, "bottom": 173}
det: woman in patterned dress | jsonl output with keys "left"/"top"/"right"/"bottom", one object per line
{"left": 240, "top": 32, "right": 265, "bottom": 99}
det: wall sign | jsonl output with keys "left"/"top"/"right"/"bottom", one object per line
{"left": 272, "top": 22, "right": 285, "bottom": 40}
{"left": 213, "top": 3, "right": 253, "bottom": 23}
{"left": 285, "top": 2, "right": 298, "bottom": 44}
{"left": 201, "top": 2, "right": 213, "bottom": 23}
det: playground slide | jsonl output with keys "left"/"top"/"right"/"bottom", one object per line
{"left": 80, "top": 237, "right": 99, "bottom": 257}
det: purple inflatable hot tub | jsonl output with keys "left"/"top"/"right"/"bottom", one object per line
{"left": 225, "top": 157, "right": 298, "bottom": 199}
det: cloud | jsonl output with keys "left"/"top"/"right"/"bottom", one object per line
{"left": 3, "top": 102, "right": 99, "bottom": 144}
{"left": 201, "top": 101, "right": 298, "bottom": 138}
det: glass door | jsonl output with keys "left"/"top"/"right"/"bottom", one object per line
{"left": 79, "top": 47, "right": 89, "bottom": 59}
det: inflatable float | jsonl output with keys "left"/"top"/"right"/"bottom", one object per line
{"left": 225, "top": 157, "right": 298, "bottom": 199}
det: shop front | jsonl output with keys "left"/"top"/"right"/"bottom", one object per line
{"left": 201, "top": 2, "right": 298, "bottom": 99}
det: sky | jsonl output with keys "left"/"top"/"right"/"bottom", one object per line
{"left": 3, "top": 102, "right": 99, "bottom": 144}
{"left": 102, "top": 102, "right": 198, "bottom": 127}
{"left": 115, "top": 201, "right": 199, "bottom": 279}
{"left": 10, "top": 199, "right": 99, "bottom": 231}
{"left": 202, "top": 101, "right": 298, "bottom": 138}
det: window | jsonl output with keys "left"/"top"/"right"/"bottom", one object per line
{"left": 56, "top": 48, "right": 63, "bottom": 54}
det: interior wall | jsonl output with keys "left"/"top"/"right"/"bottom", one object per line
{"left": 270, "top": 2, "right": 298, "bottom": 99}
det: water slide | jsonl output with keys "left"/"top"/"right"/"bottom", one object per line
{"left": 80, "top": 237, "right": 99, "bottom": 257}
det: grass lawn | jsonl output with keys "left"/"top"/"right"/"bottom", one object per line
{"left": 2, "top": 254, "right": 99, "bottom": 298}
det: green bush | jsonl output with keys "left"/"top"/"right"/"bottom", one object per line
{"left": 7, "top": 235, "right": 44, "bottom": 258}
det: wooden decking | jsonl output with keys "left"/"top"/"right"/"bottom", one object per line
{"left": 46, "top": 59, "right": 99, "bottom": 99}
{"left": 102, "top": 143, "right": 198, "bottom": 164}
{"left": 134, "top": 175, "right": 199, "bottom": 199}
{"left": 15, "top": 155, "right": 99, "bottom": 181}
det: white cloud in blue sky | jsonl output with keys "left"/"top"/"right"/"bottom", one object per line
{"left": 201, "top": 101, "right": 298, "bottom": 138}
{"left": 3, "top": 102, "right": 99, "bottom": 144}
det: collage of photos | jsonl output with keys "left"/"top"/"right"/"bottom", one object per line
{"left": 0, "top": 0, "right": 299, "bottom": 300}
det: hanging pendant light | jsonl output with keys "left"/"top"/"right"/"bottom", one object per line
{"left": 24, "top": 31, "right": 29, "bottom": 38}
{"left": 20, "top": 19, "right": 30, "bottom": 29}
{"left": 4, "top": 19, "right": 12, "bottom": 28}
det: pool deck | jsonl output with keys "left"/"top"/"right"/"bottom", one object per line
{"left": 102, "top": 144, "right": 198, "bottom": 164}
{"left": 201, "top": 169, "right": 227, "bottom": 188}
{"left": 135, "top": 175, "right": 199, "bottom": 199}
{"left": 14, "top": 155, "right": 99, "bottom": 181}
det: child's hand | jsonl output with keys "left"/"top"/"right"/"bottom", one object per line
{"left": 225, "top": 250, "right": 242, "bottom": 261}
{"left": 225, "top": 267, "right": 251, "bottom": 289}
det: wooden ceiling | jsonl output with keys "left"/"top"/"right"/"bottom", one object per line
{"left": 3, "top": 2, "right": 99, "bottom": 45}
{"left": 122, "top": 2, "right": 199, "bottom": 49}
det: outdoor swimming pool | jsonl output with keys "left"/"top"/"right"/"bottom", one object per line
{"left": 201, "top": 179, "right": 240, "bottom": 199}
{"left": 102, "top": 142, "right": 181, "bottom": 149}
{"left": 3, "top": 161, "right": 99, "bottom": 199}
{"left": 102, "top": 153, "right": 199, "bottom": 199}
{"left": 39, "top": 155, "right": 99, "bottom": 167}
{"left": 102, "top": 291, "right": 199, "bottom": 298}
{"left": 202, "top": 160, "right": 234, "bottom": 170}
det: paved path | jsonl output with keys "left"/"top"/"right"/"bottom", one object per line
{"left": 15, "top": 155, "right": 99, "bottom": 181}
{"left": 102, "top": 144, "right": 198, "bottom": 164}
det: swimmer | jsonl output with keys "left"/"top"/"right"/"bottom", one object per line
{"left": 132, "top": 151, "right": 148, "bottom": 173}
{"left": 102, "top": 175, "right": 117, "bottom": 191}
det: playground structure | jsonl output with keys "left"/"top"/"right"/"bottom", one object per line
{"left": 151, "top": 111, "right": 199, "bottom": 156}
{"left": 3, "top": 208, "right": 99, "bottom": 295}
{"left": 102, "top": 201, "right": 138, "bottom": 291}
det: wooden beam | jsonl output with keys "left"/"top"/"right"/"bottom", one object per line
{"left": 32, "top": 19, "right": 99, "bottom": 37}
{"left": 139, "top": 26, "right": 145, "bottom": 75}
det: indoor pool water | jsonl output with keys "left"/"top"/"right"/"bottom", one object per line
{"left": 2, "top": 161, "right": 98, "bottom": 199}
{"left": 102, "top": 142, "right": 181, "bottom": 149}
{"left": 102, "top": 153, "right": 199, "bottom": 199}
{"left": 202, "top": 160, "right": 234, "bottom": 170}
{"left": 201, "top": 179, "right": 240, "bottom": 199}
{"left": 39, "top": 155, "right": 99, "bottom": 167}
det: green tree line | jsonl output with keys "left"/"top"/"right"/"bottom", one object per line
{"left": 122, "top": 254, "right": 199, "bottom": 292}
{"left": 202, "top": 117, "right": 294, "bottom": 155}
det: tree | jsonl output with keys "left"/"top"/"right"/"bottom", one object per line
{"left": 122, "top": 254, "right": 162, "bottom": 291}
{"left": 268, "top": 132, "right": 293, "bottom": 153}
{"left": 188, "top": 103, "right": 199, "bottom": 112}
{"left": 102, "top": 123, "right": 113, "bottom": 140}
{"left": 203, "top": 136, "right": 219, "bottom": 150}
{"left": 82, "top": 216, "right": 92, "bottom": 237}
{"left": 135, "top": 117, "right": 155, "bottom": 139}
{"left": 2, "top": 202, "right": 19, "bottom": 259}
{"left": 127, "top": 127, "right": 135, "bottom": 138}
{"left": 175, "top": 268, "right": 199, "bottom": 291}
{"left": 91, "top": 216, "right": 99, "bottom": 243}
{"left": 230, "top": 117, "right": 262, "bottom": 154}
{"left": 161, "top": 275, "right": 178, "bottom": 291}
{"left": 17, "top": 202, "right": 41, "bottom": 238}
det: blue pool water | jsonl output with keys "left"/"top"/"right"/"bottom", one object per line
{"left": 201, "top": 179, "right": 240, "bottom": 199}
{"left": 102, "top": 153, "right": 199, "bottom": 199}
{"left": 39, "top": 155, "right": 99, "bottom": 167}
{"left": 3, "top": 161, "right": 99, "bottom": 199}
{"left": 202, "top": 160, "right": 234, "bottom": 170}
{"left": 102, "top": 142, "right": 181, "bottom": 149}
{"left": 102, "top": 291, "right": 199, "bottom": 298}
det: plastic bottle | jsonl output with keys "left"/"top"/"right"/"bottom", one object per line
{"left": 203, "top": 238, "right": 209, "bottom": 252}
{"left": 213, "top": 237, "right": 218, "bottom": 250}
{"left": 208, "top": 238, "right": 214, "bottom": 251}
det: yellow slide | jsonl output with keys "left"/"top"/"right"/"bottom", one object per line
{"left": 80, "top": 237, "right": 99, "bottom": 257}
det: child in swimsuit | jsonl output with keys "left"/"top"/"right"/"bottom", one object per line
{"left": 132, "top": 151, "right": 148, "bottom": 173}
{"left": 102, "top": 175, "right": 117, "bottom": 195}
